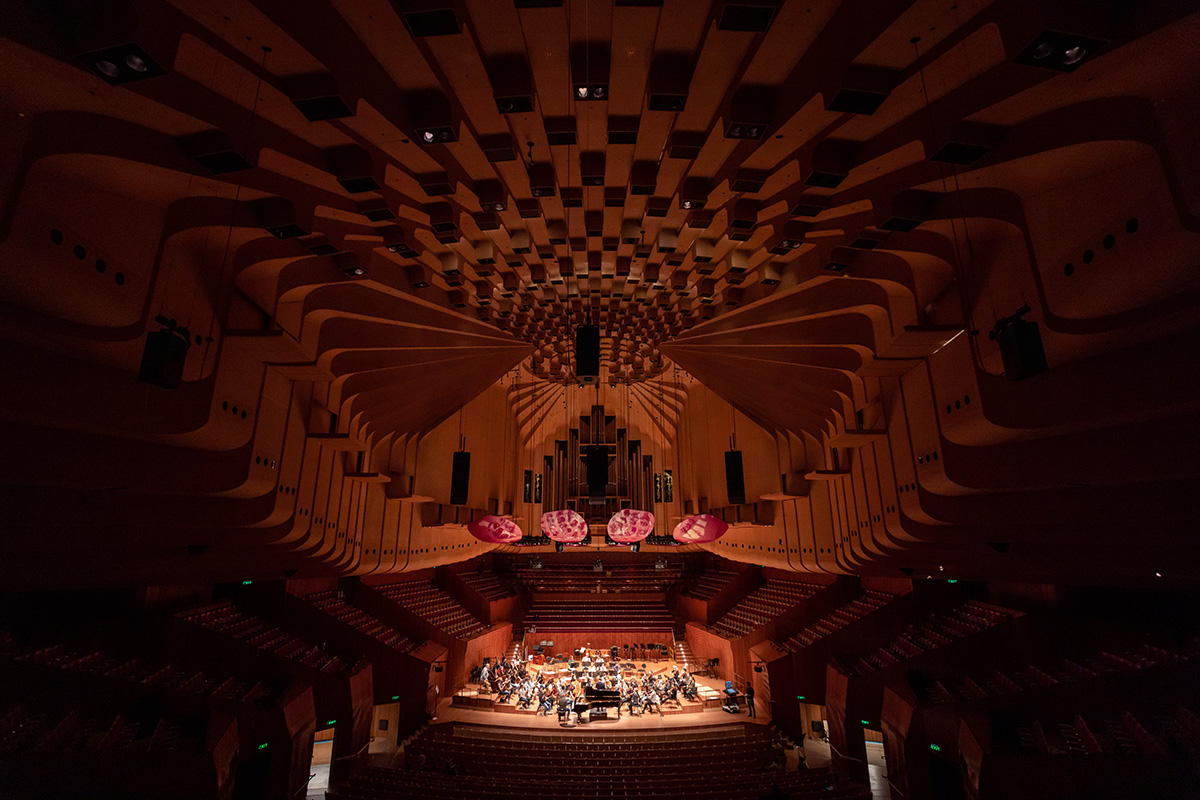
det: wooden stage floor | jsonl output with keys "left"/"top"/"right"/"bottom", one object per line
{"left": 447, "top": 659, "right": 767, "bottom": 732}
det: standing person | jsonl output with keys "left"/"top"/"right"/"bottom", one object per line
{"left": 745, "top": 682, "right": 756, "bottom": 718}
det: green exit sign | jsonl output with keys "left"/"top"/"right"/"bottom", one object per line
{"left": 947, "top": 579, "right": 958, "bottom": 584}
{"left": 241, "top": 581, "right": 253, "bottom": 586}
{"left": 797, "top": 695, "right": 806, "bottom": 701}
{"left": 326, "top": 719, "right": 337, "bottom": 726}
{"left": 257, "top": 742, "right": 269, "bottom": 751}
{"left": 930, "top": 744, "right": 941, "bottom": 752}
{"left": 861, "top": 719, "right": 870, "bottom": 725}
{"left": 391, "top": 695, "right": 400, "bottom": 701}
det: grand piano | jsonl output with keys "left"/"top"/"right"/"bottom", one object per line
{"left": 581, "top": 685, "right": 622, "bottom": 721}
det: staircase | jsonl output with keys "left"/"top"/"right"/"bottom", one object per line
{"left": 674, "top": 637, "right": 696, "bottom": 672}
{"left": 504, "top": 639, "right": 522, "bottom": 664}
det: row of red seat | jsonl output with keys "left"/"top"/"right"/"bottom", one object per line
{"left": 331, "top": 724, "right": 870, "bottom": 800}
{"left": 784, "top": 590, "right": 895, "bottom": 650}
{"left": 0, "top": 703, "right": 194, "bottom": 755}
{"left": 710, "top": 579, "right": 823, "bottom": 638}
{"left": 7, "top": 638, "right": 282, "bottom": 705}
{"left": 835, "top": 602, "right": 1016, "bottom": 677}
{"left": 375, "top": 581, "right": 487, "bottom": 638}
{"left": 306, "top": 590, "right": 418, "bottom": 652}
{"left": 927, "top": 639, "right": 1193, "bottom": 707}
{"left": 1014, "top": 707, "right": 1200, "bottom": 757}
{"left": 179, "top": 600, "right": 352, "bottom": 673}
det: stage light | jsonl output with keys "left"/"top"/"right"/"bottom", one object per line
{"left": 423, "top": 131, "right": 435, "bottom": 143}
{"left": 577, "top": 86, "right": 588, "bottom": 98}
{"left": 1063, "top": 46, "right": 1087, "bottom": 66}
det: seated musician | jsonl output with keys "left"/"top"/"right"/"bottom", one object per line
{"left": 538, "top": 688, "right": 554, "bottom": 716}
{"left": 478, "top": 662, "right": 490, "bottom": 687}
{"left": 557, "top": 693, "right": 571, "bottom": 722}
{"left": 683, "top": 673, "right": 699, "bottom": 701}
{"left": 497, "top": 677, "right": 513, "bottom": 704}
{"left": 626, "top": 687, "right": 641, "bottom": 715}
{"left": 643, "top": 686, "right": 662, "bottom": 716}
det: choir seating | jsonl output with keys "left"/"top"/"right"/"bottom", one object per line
{"left": 681, "top": 571, "right": 739, "bottom": 601}
{"left": 522, "top": 598, "right": 677, "bottom": 630}
{"left": 517, "top": 563, "right": 682, "bottom": 593}
{"left": 457, "top": 572, "right": 517, "bottom": 601}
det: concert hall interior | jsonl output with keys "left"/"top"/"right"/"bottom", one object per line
{"left": 2, "top": 1, "right": 1200, "bottom": 799}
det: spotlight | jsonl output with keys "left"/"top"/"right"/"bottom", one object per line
{"left": 78, "top": 44, "right": 165, "bottom": 85}
{"left": 1015, "top": 31, "right": 1106, "bottom": 72}
{"left": 577, "top": 86, "right": 589, "bottom": 98}
{"left": 423, "top": 131, "right": 435, "bottom": 143}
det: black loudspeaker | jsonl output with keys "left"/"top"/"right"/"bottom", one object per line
{"left": 996, "top": 318, "right": 1049, "bottom": 380}
{"left": 585, "top": 446, "right": 608, "bottom": 495}
{"left": 724, "top": 450, "right": 746, "bottom": 504}
{"left": 450, "top": 451, "right": 471, "bottom": 505}
{"left": 576, "top": 325, "right": 600, "bottom": 378}
{"left": 138, "top": 330, "right": 190, "bottom": 388}
{"left": 812, "top": 721, "right": 825, "bottom": 733}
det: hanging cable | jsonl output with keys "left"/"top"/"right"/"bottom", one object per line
{"left": 912, "top": 37, "right": 991, "bottom": 371}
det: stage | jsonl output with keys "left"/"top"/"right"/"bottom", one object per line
{"left": 451, "top": 657, "right": 759, "bottom": 728}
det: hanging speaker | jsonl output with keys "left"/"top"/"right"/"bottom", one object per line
{"left": 576, "top": 325, "right": 600, "bottom": 378}
{"left": 450, "top": 451, "right": 471, "bottom": 505}
{"left": 995, "top": 318, "right": 1049, "bottom": 380}
{"left": 138, "top": 330, "right": 190, "bottom": 388}
{"left": 725, "top": 450, "right": 746, "bottom": 504}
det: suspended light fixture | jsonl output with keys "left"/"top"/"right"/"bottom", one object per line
{"left": 607, "top": 508, "right": 655, "bottom": 548}
{"left": 672, "top": 514, "right": 729, "bottom": 544}
{"left": 467, "top": 515, "right": 523, "bottom": 544}
{"left": 541, "top": 508, "right": 588, "bottom": 552}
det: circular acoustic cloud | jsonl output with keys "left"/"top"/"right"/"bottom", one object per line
{"left": 672, "top": 514, "right": 730, "bottom": 544}
{"left": 540, "top": 509, "right": 588, "bottom": 544}
{"left": 607, "top": 508, "right": 655, "bottom": 545}
{"left": 467, "top": 515, "right": 523, "bottom": 544}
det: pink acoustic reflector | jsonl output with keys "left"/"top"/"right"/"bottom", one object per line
{"left": 467, "top": 515, "right": 523, "bottom": 544}
{"left": 671, "top": 514, "right": 729, "bottom": 544}
{"left": 607, "top": 508, "right": 655, "bottom": 543}
{"left": 540, "top": 509, "right": 588, "bottom": 543}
